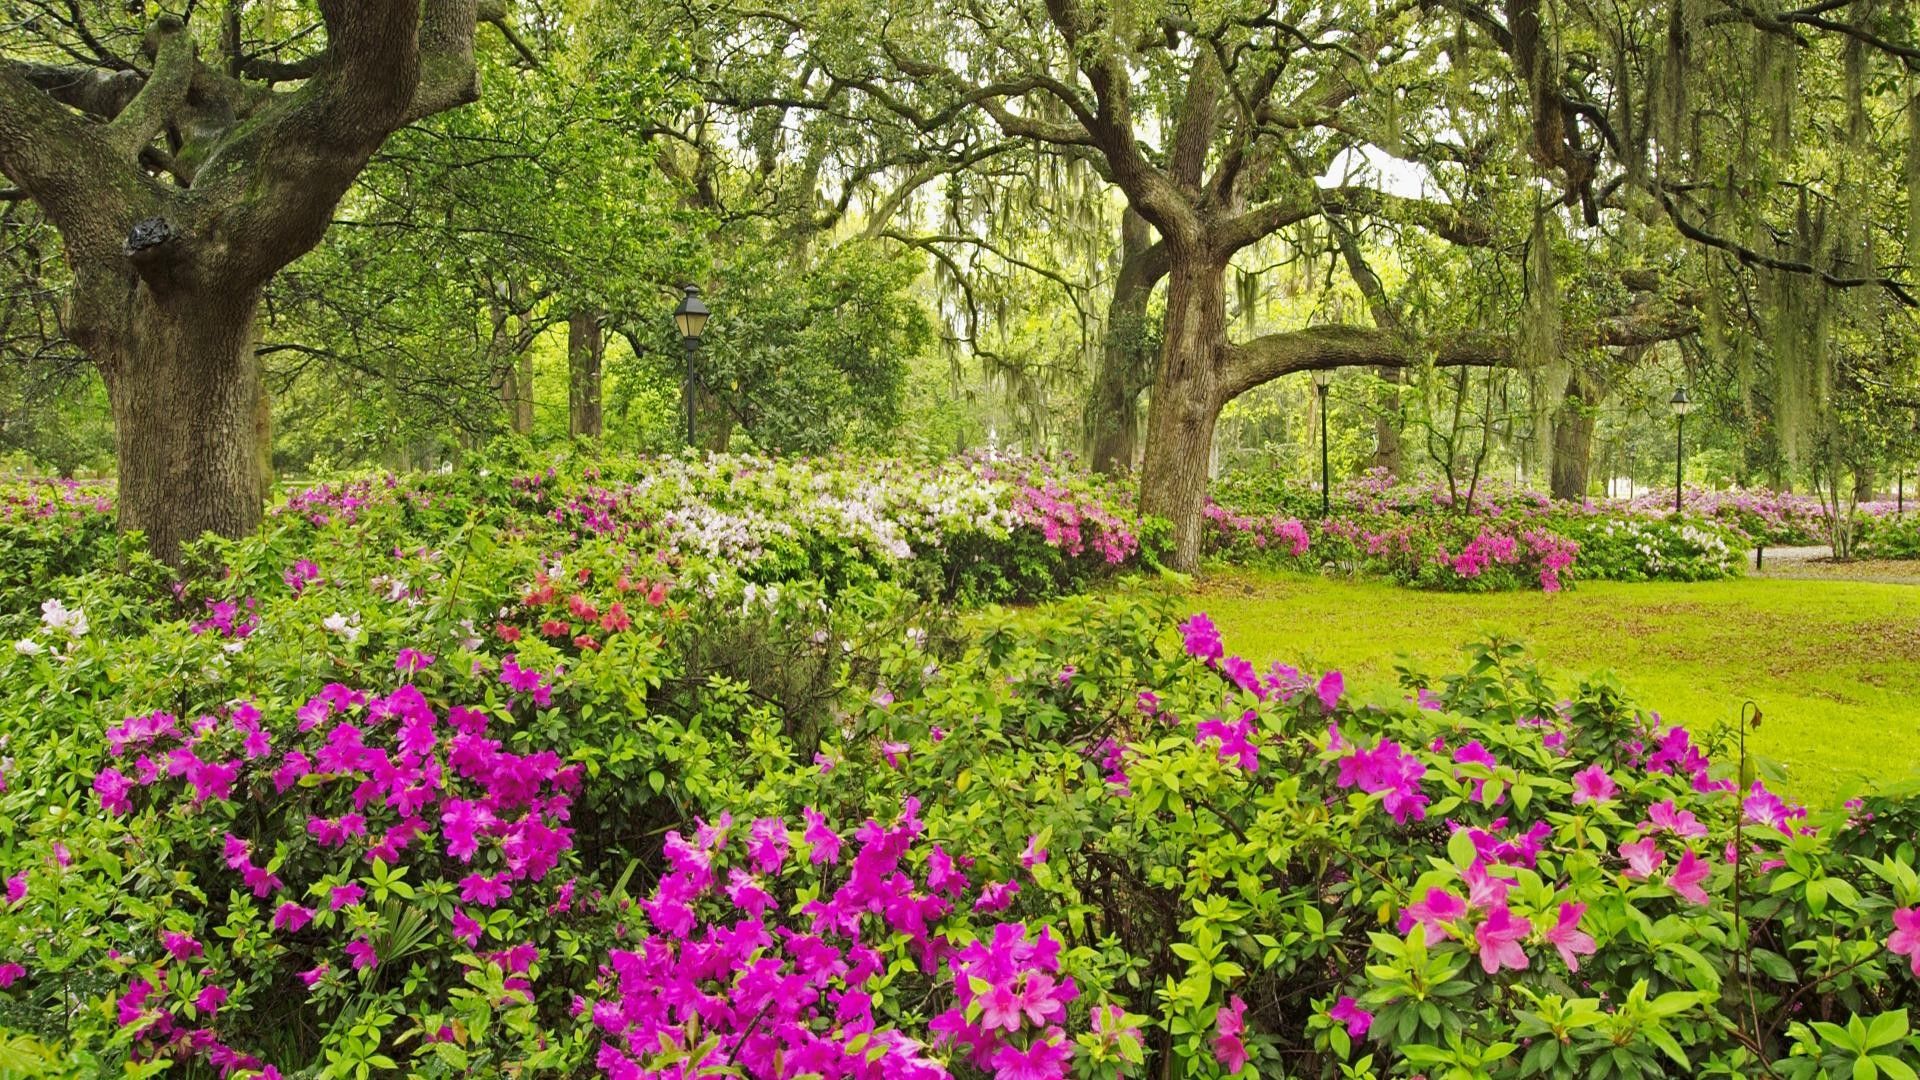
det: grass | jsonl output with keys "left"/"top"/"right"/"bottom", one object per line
{"left": 1178, "top": 568, "right": 1920, "bottom": 806}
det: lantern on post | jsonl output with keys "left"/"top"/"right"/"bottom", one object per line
{"left": 1669, "top": 386, "right": 1693, "bottom": 514}
{"left": 673, "top": 285, "right": 710, "bottom": 447}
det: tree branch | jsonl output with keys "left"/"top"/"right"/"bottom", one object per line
{"left": 105, "top": 18, "right": 194, "bottom": 158}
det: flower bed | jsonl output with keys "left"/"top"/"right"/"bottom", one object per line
{"left": 1206, "top": 471, "right": 1748, "bottom": 591}
{"left": 3, "top": 446, "right": 1919, "bottom": 1077}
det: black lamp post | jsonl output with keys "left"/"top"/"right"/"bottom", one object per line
{"left": 1313, "top": 369, "right": 1332, "bottom": 518}
{"left": 672, "top": 285, "right": 710, "bottom": 447}
{"left": 1669, "top": 385, "right": 1692, "bottom": 514}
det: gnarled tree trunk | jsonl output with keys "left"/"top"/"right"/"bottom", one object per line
{"left": 1550, "top": 372, "right": 1600, "bottom": 500}
{"left": 1138, "top": 254, "right": 1229, "bottom": 569}
{"left": 1087, "top": 211, "right": 1166, "bottom": 474}
{"left": 98, "top": 286, "right": 267, "bottom": 560}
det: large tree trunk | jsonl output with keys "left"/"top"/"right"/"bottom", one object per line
{"left": 1372, "top": 366, "right": 1405, "bottom": 474}
{"left": 568, "top": 309, "right": 604, "bottom": 439}
{"left": 1087, "top": 211, "right": 1164, "bottom": 474}
{"left": 1550, "top": 372, "right": 1600, "bottom": 500}
{"left": 101, "top": 289, "right": 266, "bottom": 564}
{"left": 1138, "top": 254, "right": 1228, "bottom": 571}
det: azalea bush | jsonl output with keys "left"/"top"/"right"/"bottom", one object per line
{"left": 1858, "top": 512, "right": 1920, "bottom": 560}
{"left": 1208, "top": 470, "right": 1748, "bottom": 590}
{"left": 3, "top": 450, "right": 1920, "bottom": 1078}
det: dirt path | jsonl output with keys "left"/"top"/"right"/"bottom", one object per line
{"left": 1750, "top": 545, "right": 1920, "bottom": 585}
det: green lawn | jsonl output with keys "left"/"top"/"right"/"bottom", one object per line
{"left": 1178, "top": 569, "right": 1920, "bottom": 805}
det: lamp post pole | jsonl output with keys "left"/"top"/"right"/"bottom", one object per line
{"left": 672, "top": 284, "right": 710, "bottom": 449}
{"left": 1669, "top": 385, "right": 1692, "bottom": 515}
{"left": 682, "top": 336, "right": 696, "bottom": 446}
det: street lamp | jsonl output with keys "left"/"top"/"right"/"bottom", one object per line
{"left": 1669, "top": 385, "right": 1692, "bottom": 514}
{"left": 1313, "top": 369, "right": 1332, "bottom": 518}
{"left": 672, "top": 285, "right": 710, "bottom": 447}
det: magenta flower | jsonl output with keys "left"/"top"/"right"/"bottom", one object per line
{"left": 194, "top": 985, "right": 228, "bottom": 1014}
{"left": 1619, "top": 838, "right": 1666, "bottom": 880}
{"left": 345, "top": 937, "right": 378, "bottom": 971}
{"left": 801, "top": 806, "right": 843, "bottom": 865}
{"left": 297, "top": 964, "right": 328, "bottom": 988}
{"left": 271, "top": 902, "right": 314, "bottom": 933}
{"left": 160, "top": 930, "right": 202, "bottom": 961}
{"left": 1196, "top": 711, "right": 1260, "bottom": 772}
{"left": 1212, "top": 995, "right": 1249, "bottom": 1073}
{"left": 974, "top": 878, "right": 1021, "bottom": 913}
{"left": 1019, "top": 834, "right": 1049, "bottom": 869}
{"left": 989, "top": 1032, "right": 1073, "bottom": 1079}
{"left": 1545, "top": 902, "right": 1597, "bottom": 971}
{"left": 1329, "top": 996, "right": 1373, "bottom": 1038}
{"left": 0, "top": 962, "right": 23, "bottom": 988}
{"left": 5, "top": 872, "right": 25, "bottom": 905}
{"left": 394, "top": 648, "right": 435, "bottom": 673}
{"left": 1474, "top": 904, "right": 1531, "bottom": 974}
{"left": 1667, "top": 848, "right": 1711, "bottom": 905}
{"left": 93, "top": 767, "right": 133, "bottom": 815}
{"left": 1334, "top": 738, "right": 1429, "bottom": 823}
{"left": 1399, "top": 887, "right": 1468, "bottom": 943}
{"left": 329, "top": 882, "right": 366, "bottom": 910}
{"left": 1888, "top": 908, "right": 1920, "bottom": 977}
{"left": 879, "top": 740, "right": 910, "bottom": 769}
{"left": 1570, "top": 764, "right": 1616, "bottom": 805}
{"left": 1316, "top": 670, "right": 1344, "bottom": 712}
{"left": 1645, "top": 800, "right": 1709, "bottom": 839}
{"left": 1180, "top": 613, "right": 1223, "bottom": 664}
{"left": 452, "top": 909, "right": 483, "bottom": 947}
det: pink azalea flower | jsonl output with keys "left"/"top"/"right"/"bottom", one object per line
{"left": 394, "top": 648, "right": 435, "bottom": 673}
{"left": 879, "top": 740, "right": 910, "bottom": 769}
{"left": 973, "top": 878, "right": 1021, "bottom": 913}
{"left": 1212, "top": 995, "right": 1249, "bottom": 1073}
{"left": 1667, "top": 848, "right": 1711, "bottom": 904}
{"left": 1570, "top": 764, "right": 1616, "bottom": 805}
{"left": 1316, "top": 670, "right": 1344, "bottom": 712}
{"left": 194, "top": 985, "right": 228, "bottom": 1014}
{"left": 452, "top": 908, "right": 484, "bottom": 947}
{"left": 5, "top": 872, "right": 26, "bottom": 905}
{"left": 801, "top": 806, "right": 843, "bottom": 865}
{"left": 297, "top": 964, "right": 328, "bottom": 987}
{"left": 1619, "top": 838, "right": 1666, "bottom": 880}
{"left": 271, "top": 902, "right": 313, "bottom": 933}
{"left": 329, "top": 882, "right": 365, "bottom": 910}
{"left": 746, "top": 817, "right": 788, "bottom": 874}
{"left": 160, "top": 930, "right": 202, "bottom": 961}
{"left": 1888, "top": 908, "right": 1920, "bottom": 977}
{"left": 1474, "top": 904, "right": 1531, "bottom": 974}
{"left": 1329, "top": 995, "right": 1373, "bottom": 1038}
{"left": 1645, "top": 800, "right": 1709, "bottom": 839}
{"left": 93, "top": 767, "right": 133, "bottom": 815}
{"left": 1020, "top": 834, "right": 1049, "bottom": 869}
{"left": 0, "top": 962, "right": 23, "bottom": 988}
{"left": 1545, "top": 902, "right": 1597, "bottom": 971}
{"left": 345, "top": 938, "right": 378, "bottom": 971}
{"left": 1399, "top": 887, "right": 1468, "bottom": 943}
{"left": 989, "top": 1031, "right": 1074, "bottom": 1080}
{"left": 1180, "top": 613, "right": 1224, "bottom": 664}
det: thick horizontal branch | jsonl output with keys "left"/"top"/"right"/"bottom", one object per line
{"left": 1218, "top": 306, "right": 1700, "bottom": 405}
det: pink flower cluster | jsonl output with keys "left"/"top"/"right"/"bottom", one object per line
{"left": 588, "top": 798, "right": 1093, "bottom": 1080}
{"left": 1204, "top": 503, "right": 1311, "bottom": 556}
{"left": 87, "top": 668, "right": 581, "bottom": 1076}
{"left": 1012, "top": 482, "right": 1139, "bottom": 565}
{"left": 1332, "top": 732, "right": 1429, "bottom": 824}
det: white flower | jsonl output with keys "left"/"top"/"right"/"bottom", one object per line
{"left": 40, "top": 598, "right": 85, "bottom": 637}
{"left": 13, "top": 639, "right": 44, "bottom": 656}
{"left": 223, "top": 641, "right": 246, "bottom": 655}
{"left": 322, "top": 613, "right": 363, "bottom": 643}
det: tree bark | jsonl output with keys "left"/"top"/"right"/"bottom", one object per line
{"left": 1138, "top": 253, "right": 1229, "bottom": 570}
{"left": 2, "top": 6, "right": 492, "bottom": 566}
{"left": 568, "top": 308, "right": 603, "bottom": 439}
{"left": 1086, "top": 211, "right": 1166, "bottom": 474}
{"left": 1372, "top": 366, "right": 1405, "bottom": 474}
{"left": 1550, "top": 371, "right": 1600, "bottom": 500}
{"left": 102, "top": 287, "right": 266, "bottom": 562}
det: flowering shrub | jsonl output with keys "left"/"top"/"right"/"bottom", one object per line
{"left": 0, "top": 479, "right": 119, "bottom": 633}
{"left": 1208, "top": 470, "right": 1749, "bottom": 590}
{"left": 1859, "top": 512, "right": 1920, "bottom": 559}
{"left": 4, "top": 452, "right": 1920, "bottom": 1078}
